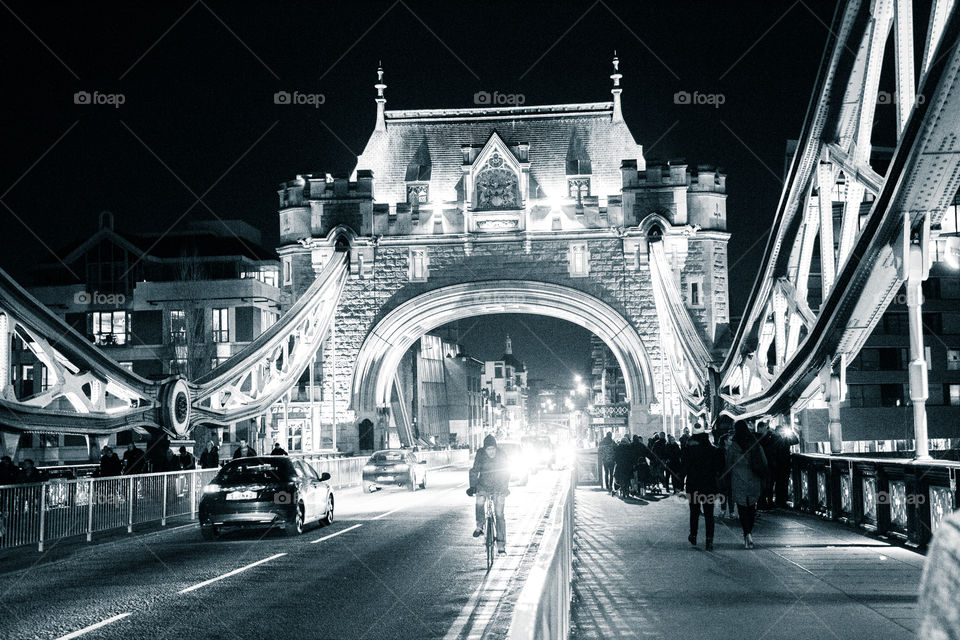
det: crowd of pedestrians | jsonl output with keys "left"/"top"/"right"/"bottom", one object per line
{"left": 0, "top": 456, "right": 48, "bottom": 485}
{"left": 597, "top": 415, "right": 800, "bottom": 550}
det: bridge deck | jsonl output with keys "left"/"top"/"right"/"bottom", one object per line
{"left": 571, "top": 486, "right": 925, "bottom": 640}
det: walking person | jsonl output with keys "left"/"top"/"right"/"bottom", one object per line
{"left": 773, "top": 426, "right": 800, "bottom": 507}
{"left": 270, "top": 442, "right": 288, "bottom": 456}
{"left": 725, "top": 420, "right": 768, "bottom": 549}
{"left": 598, "top": 432, "right": 616, "bottom": 494}
{"left": 714, "top": 415, "right": 735, "bottom": 520}
{"left": 97, "top": 446, "right": 122, "bottom": 477}
{"left": 758, "top": 422, "right": 778, "bottom": 510}
{"left": 233, "top": 439, "right": 257, "bottom": 459}
{"left": 199, "top": 442, "right": 220, "bottom": 469}
{"left": 122, "top": 443, "right": 146, "bottom": 475}
{"left": 682, "top": 422, "right": 723, "bottom": 550}
{"left": 613, "top": 436, "right": 634, "bottom": 499}
{"left": 178, "top": 446, "right": 196, "bottom": 470}
{"left": 648, "top": 433, "right": 665, "bottom": 494}
{"left": 664, "top": 435, "right": 682, "bottom": 493}
{"left": 631, "top": 435, "right": 650, "bottom": 497}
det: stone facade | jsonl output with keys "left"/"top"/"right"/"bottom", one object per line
{"left": 277, "top": 92, "right": 730, "bottom": 453}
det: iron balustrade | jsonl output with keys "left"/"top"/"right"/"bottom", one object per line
{"left": 0, "top": 449, "right": 469, "bottom": 552}
{"left": 787, "top": 453, "right": 960, "bottom": 550}
{"left": 509, "top": 469, "right": 576, "bottom": 640}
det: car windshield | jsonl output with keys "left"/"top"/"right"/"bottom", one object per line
{"left": 217, "top": 459, "right": 292, "bottom": 483}
{"left": 371, "top": 451, "right": 405, "bottom": 463}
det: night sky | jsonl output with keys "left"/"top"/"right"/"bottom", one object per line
{"left": 0, "top": 0, "right": 842, "bottom": 384}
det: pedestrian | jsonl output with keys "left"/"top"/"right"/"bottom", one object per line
{"left": 773, "top": 426, "right": 800, "bottom": 507}
{"left": 713, "top": 415, "right": 735, "bottom": 520}
{"left": 681, "top": 421, "right": 723, "bottom": 550}
{"left": 178, "top": 446, "right": 196, "bottom": 470}
{"left": 631, "top": 435, "right": 651, "bottom": 497}
{"left": 233, "top": 439, "right": 257, "bottom": 458}
{"left": 598, "top": 432, "right": 616, "bottom": 493}
{"left": 649, "top": 433, "right": 666, "bottom": 493}
{"left": 664, "top": 435, "right": 682, "bottom": 493}
{"left": 122, "top": 443, "right": 146, "bottom": 475}
{"left": 725, "top": 420, "right": 768, "bottom": 549}
{"left": 98, "top": 446, "right": 122, "bottom": 477}
{"left": 918, "top": 508, "right": 960, "bottom": 638}
{"left": 161, "top": 447, "right": 181, "bottom": 471}
{"left": 270, "top": 442, "right": 288, "bottom": 456}
{"left": 0, "top": 455, "right": 17, "bottom": 485}
{"left": 679, "top": 426, "right": 691, "bottom": 449}
{"left": 16, "top": 459, "right": 46, "bottom": 483}
{"left": 758, "top": 422, "right": 778, "bottom": 510}
{"left": 199, "top": 442, "right": 220, "bottom": 469}
{"left": 613, "top": 436, "right": 634, "bottom": 499}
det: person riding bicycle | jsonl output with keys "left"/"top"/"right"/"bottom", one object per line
{"left": 466, "top": 434, "right": 511, "bottom": 554}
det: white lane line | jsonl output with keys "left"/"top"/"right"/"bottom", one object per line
{"left": 56, "top": 612, "right": 132, "bottom": 639}
{"left": 178, "top": 553, "right": 287, "bottom": 594}
{"left": 311, "top": 523, "right": 362, "bottom": 543}
{"left": 371, "top": 482, "right": 466, "bottom": 520}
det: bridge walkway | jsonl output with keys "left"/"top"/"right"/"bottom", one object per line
{"left": 571, "top": 486, "right": 925, "bottom": 640}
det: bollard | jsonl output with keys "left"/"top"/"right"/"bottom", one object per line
{"left": 86, "top": 479, "right": 94, "bottom": 542}
{"left": 161, "top": 476, "right": 167, "bottom": 527}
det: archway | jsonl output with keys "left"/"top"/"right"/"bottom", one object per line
{"left": 351, "top": 280, "right": 656, "bottom": 434}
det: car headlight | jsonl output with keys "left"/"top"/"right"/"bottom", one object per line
{"left": 363, "top": 465, "right": 376, "bottom": 473}
{"left": 203, "top": 484, "right": 220, "bottom": 494}
{"left": 394, "top": 463, "right": 409, "bottom": 471}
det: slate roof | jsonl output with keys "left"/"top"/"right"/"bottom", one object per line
{"left": 353, "top": 102, "right": 644, "bottom": 205}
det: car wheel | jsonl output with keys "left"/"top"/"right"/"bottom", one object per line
{"left": 365, "top": 484, "right": 376, "bottom": 493}
{"left": 285, "top": 503, "right": 305, "bottom": 536}
{"left": 320, "top": 495, "right": 334, "bottom": 526}
{"left": 200, "top": 523, "right": 218, "bottom": 541}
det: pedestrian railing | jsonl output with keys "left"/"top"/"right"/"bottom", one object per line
{"left": 509, "top": 468, "right": 576, "bottom": 640}
{"left": 788, "top": 453, "right": 960, "bottom": 550}
{"left": 0, "top": 449, "right": 470, "bottom": 552}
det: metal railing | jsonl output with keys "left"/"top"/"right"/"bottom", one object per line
{"left": 509, "top": 468, "right": 576, "bottom": 640}
{"left": 787, "top": 453, "right": 960, "bottom": 550}
{"left": 0, "top": 449, "right": 470, "bottom": 552}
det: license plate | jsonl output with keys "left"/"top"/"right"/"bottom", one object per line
{"left": 226, "top": 491, "right": 256, "bottom": 500}
{"left": 377, "top": 476, "right": 394, "bottom": 482}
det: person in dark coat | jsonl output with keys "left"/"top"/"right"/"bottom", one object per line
{"left": 98, "top": 446, "right": 123, "bottom": 477}
{"left": 233, "top": 439, "right": 257, "bottom": 459}
{"left": 713, "top": 414, "right": 736, "bottom": 519}
{"left": 613, "top": 436, "right": 635, "bottom": 498}
{"left": 199, "top": 442, "right": 220, "bottom": 469}
{"left": 270, "top": 443, "right": 288, "bottom": 456}
{"left": 598, "top": 432, "right": 616, "bottom": 493}
{"left": 122, "top": 443, "right": 146, "bottom": 475}
{"left": 15, "top": 459, "right": 46, "bottom": 484}
{"left": 631, "top": 435, "right": 651, "bottom": 497}
{"left": 649, "top": 433, "right": 666, "bottom": 493}
{"left": 664, "top": 435, "right": 682, "bottom": 493}
{"left": 0, "top": 455, "right": 18, "bottom": 485}
{"left": 758, "top": 422, "right": 778, "bottom": 510}
{"left": 162, "top": 448, "right": 182, "bottom": 471}
{"left": 725, "top": 420, "right": 768, "bottom": 549}
{"left": 773, "top": 426, "right": 800, "bottom": 507}
{"left": 679, "top": 426, "right": 691, "bottom": 449}
{"left": 682, "top": 425, "right": 724, "bottom": 550}
{"left": 467, "top": 434, "right": 511, "bottom": 553}
{"left": 178, "top": 446, "right": 196, "bottom": 470}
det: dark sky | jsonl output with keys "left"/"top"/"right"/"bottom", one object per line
{"left": 0, "top": 0, "right": 841, "bottom": 383}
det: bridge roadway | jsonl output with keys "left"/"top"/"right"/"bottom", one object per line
{"left": 0, "top": 466, "right": 562, "bottom": 640}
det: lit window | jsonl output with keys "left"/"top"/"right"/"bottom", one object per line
{"left": 567, "top": 178, "right": 590, "bottom": 200}
{"left": 170, "top": 310, "right": 186, "bottom": 344}
{"left": 569, "top": 242, "right": 589, "bottom": 277}
{"left": 946, "top": 384, "right": 960, "bottom": 407}
{"left": 287, "top": 422, "right": 303, "bottom": 452}
{"left": 90, "top": 311, "right": 128, "bottom": 346}
{"left": 212, "top": 308, "right": 230, "bottom": 343}
{"left": 407, "top": 184, "right": 429, "bottom": 205}
{"left": 409, "top": 248, "right": 429, "bottom": 281}
{"left": 948, "top": 349, "right": 960, "bottom": 371}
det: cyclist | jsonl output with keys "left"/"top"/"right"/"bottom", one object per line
{"left": 466, "top": 434, "right": 511, "bottom": 554}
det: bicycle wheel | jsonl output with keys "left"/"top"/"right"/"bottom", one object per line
{"left": 485, "top": 514, "right": 495, "bottom": 570}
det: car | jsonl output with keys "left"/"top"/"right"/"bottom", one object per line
{"left": 498, "top": 442, "right": 529, "bottom": 486}
{"left": 362, "top": 449, "right": 427, "bottom": 492}
{"left": 198, "top": 456, "right": 334, "bottom": 540}
{"left": 522, "top": 435, "right": 556, "bottom": 470}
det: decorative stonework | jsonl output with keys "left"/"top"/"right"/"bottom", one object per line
{"left": 476, "top": 164, "right": 520, "bottom": 209}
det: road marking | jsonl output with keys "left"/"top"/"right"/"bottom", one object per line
{"left": 178, "top": 553, "right": 287, "bottom": 594}
{"left": 371, "top": 482, "right": 466, "bottom": 520}
{"left": 311, "top": 523, "right": 362, "bottom": 543}
{"left": 56, "top": 612, "right": 131, "bottom": 639}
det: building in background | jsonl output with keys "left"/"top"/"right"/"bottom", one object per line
{"left": 13, "top": 213, "right": 283, "bottom": 464}
{"left": 482, "top": 336, "right": 528, "bottom": 437}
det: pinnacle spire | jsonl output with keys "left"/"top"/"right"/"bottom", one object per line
{"left": 375, "top": 62, "right": 387, "bottom": 132}
{"left": 610, "top": 52, "right": 623, "bottom": 122}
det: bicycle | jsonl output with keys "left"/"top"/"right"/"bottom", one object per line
{"left": 481, "top": 493, "right": 501, "bottom": 571}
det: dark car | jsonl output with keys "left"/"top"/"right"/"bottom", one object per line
{"left": 199, "top": 456, "right": 334, "bottom": 539}
{"left": 361, "top": 450, "right": 427, "bottom": 493}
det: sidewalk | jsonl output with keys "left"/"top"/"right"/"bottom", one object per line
{"left": 571, "top": 486, "right": 925, "bottom": 640}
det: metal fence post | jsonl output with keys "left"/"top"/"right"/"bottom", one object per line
{"left": 190, "top": 472, "right": 197, "bottom": 520}
{"left": 161, "top": 475, "right": 168, "bottom": 527}
{"left": 127, "top": 478, "right": 134, "bottom": 534}
{"left": 87, "top": 479, "right": 94, "bottom": 542}
{"left": 37, "top": 485, "right": 46, "bottom": 552}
